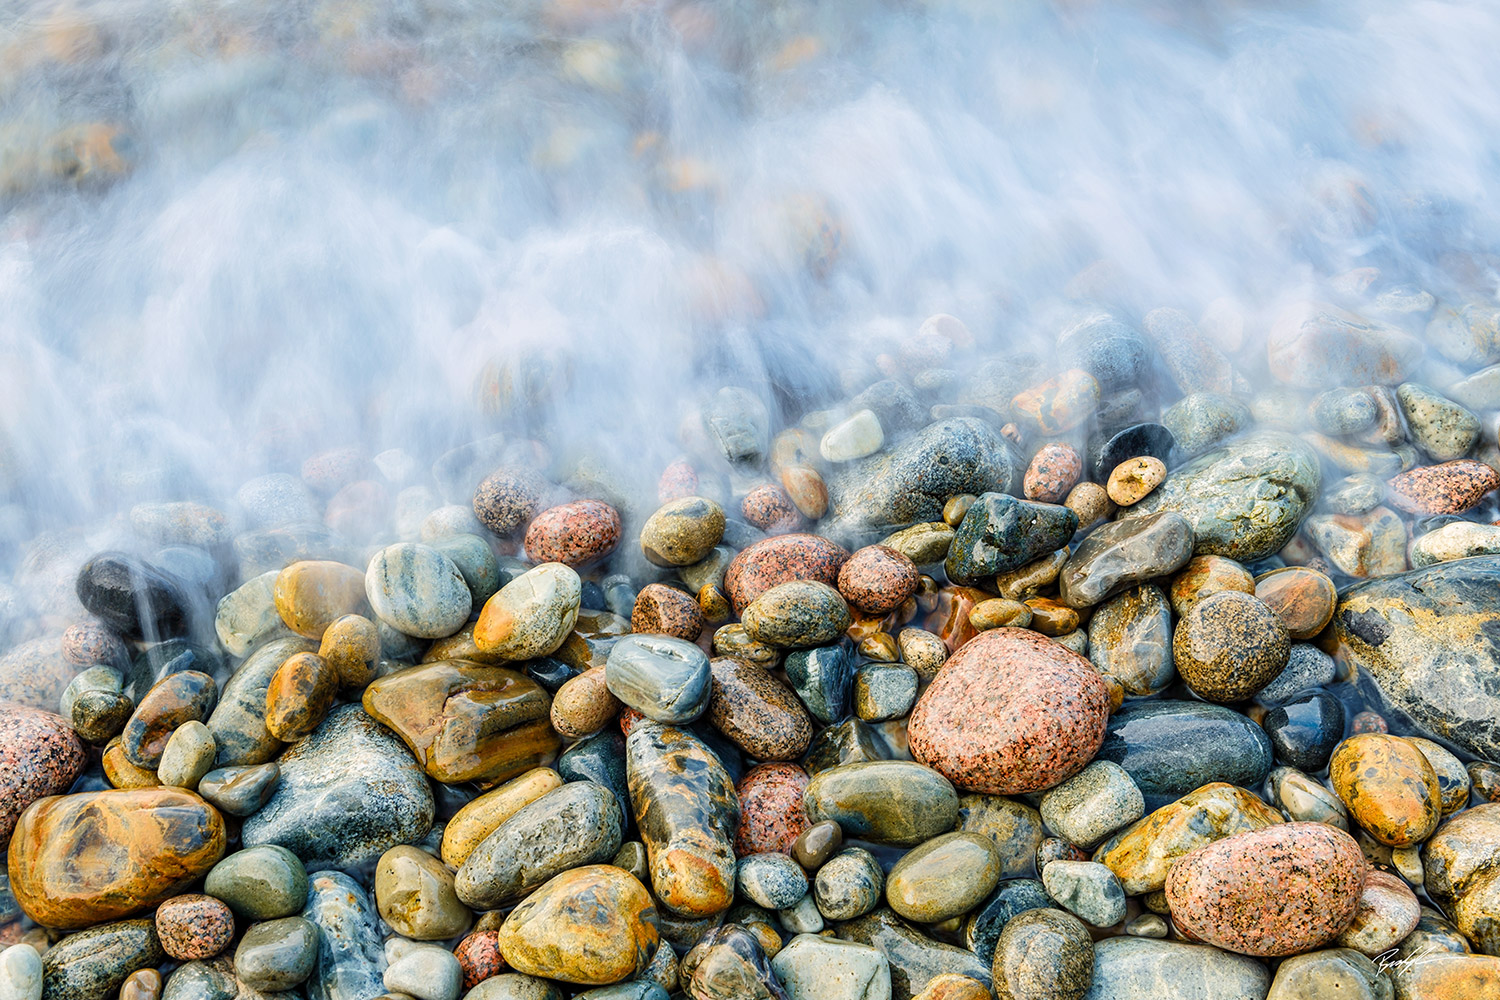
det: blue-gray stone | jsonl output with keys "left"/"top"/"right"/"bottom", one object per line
{"left": 575, "top": 985, "right": 670, "bottom": 1000}
{"left": 241, "top": 705, "right": 434, "bottom": 870}
{"left": 558, "top": 729, "right": 630, "bottom": 830}
{"left": 428, "top": 534, "right": 502, "bottom": 608}
{"left": 945, "top": 493, "right": 1077, "bottom": 586}
{"left": 208, "top": 636, "right": 315, "bottom": 767}
{"left": 1081, "top": 937, "right": 1270, "bottom": 1000}
{"left": 364, "top": 543, "right": 472, "bottom": 639}
{"left": 784, "top": 642, "right": 855, "bottom": 725}
{"left": 964, "top": 878, "right": 1052, "bottom": 966}
{"left": 303, "top": 870, "right": 387, "bottom": 1000}
{"left": 1159, "top": 393, "right": 1252, "bottom": 461}
{"left": 605, "top": 634, "right": 712, "bottom": 723}
{"left": 1096, "top": 700, "right": 1273, "bottom": 807}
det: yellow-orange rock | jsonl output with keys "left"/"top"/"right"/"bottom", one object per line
{"left": 273, "top": 561, "right": 370, "bottom": 639}
{"left": 8, "top": 788, "right": 226, "bottom": 929}
{"left": 497, "top": 864, "right": 658, "bottom": 985}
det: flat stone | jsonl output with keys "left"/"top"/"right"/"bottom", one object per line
{"left": 1087, "top": 586, "right": 1175, "bottom": 699}
{"left": 771, "top": 935, "right": 890, "bottom": 1000}
{"left": 944, "top": 493, "right": 1077, "bottom": 586}
{"left": 1386, "top": 459, "right": 1499, "bottom": 514}
{"left": 383, "top": 946, "right": 462, "bottom": 1000}
{"left": 1166, "top": 822, "right": 1367, "bottom": 957}
{"left": 454, "top": 781, "right": 623, "bottom": 908}
{"left": 835, "top": 909, "right": 991, "bottom": 1000}
{"left": 1041, "top": 762, "right": 1146, "bottom": 850}
{"left": 241, "top": 705, "right": 434, "bottom": 870}
{"left": 1119, "top": 432, "right": 1321, "bottom": 562}
{"left": 10, "top": 788, "right": 226, "bottom": 929}
{"left": 804, "top": 761, "right": 957, "bottom": 846}
{"left": 1058, "top": 512, "right": 1193, "bottom": 609}
{"left": 1080, "top": 937, "right": 1271, "bottom": 1000}
{"left": 363, "top": 661, "right": 557, "bottom": 785}
{"left": 605, "top": 635, "right": 712, "bottom": 724}
{"left": 1097, "top": 701, "right": 1274, "bottom": 803}
{"left": 498, "top": 865, "right": 658, "bottom": 986}
{"left": 1267, "top": 948, "right": 1392, "bottom": 1000}
{"left": 1097, "top": 783, "right": 1284, "bottom": 895}
{"left": 303, "top": 870, "right": 387, "bottom": 1000}
{"left": 909, "top": 628, "right": 1108, "bottom": 795}
{"left": 41, "top": 920, "right": 165, "bottom": 1000}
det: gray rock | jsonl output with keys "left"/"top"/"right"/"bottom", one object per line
{"left": 834, "top": 908, "right": 991, "bottom": 1000}
{"left": 1119, "top": 432, "right": 1320, "bottom": 562}
{"left": 962, "top": 878, "right": 1051, "bottom": 966}
{"left": 1253, "top": 645, "right": 1337, "bottom": 707}
{"left": 574, "top": 985, "right": 669, "bottom": 1000}
{"left": 1267, "top": 949, "right": 1392, "bottom": 1000}
{"left": 215, "top": 572, "right": 297, "bottom": 658}
{"left": 1160, "top": 393, "right": 1252, "bottom": 460}
{"left": 234, "top": 917, "right": 318, "bottom": 993}
{"left": 1397, "top": 383, "right": 1480, "bottom": 461}
{"left": 1410, "top": 521, "right": 1500, "bottom": 568}
{"left": 604, "top": 634, "right": 712, "bottom": 724}
{"left": 1141, "top": 309, "right": 1235, "bottom": 396}
{"left": 463, "top": 974, "right": 564, "bottom": 1000}
{"left": 208, "top": 637, "right": 314, "bottom": 767}
{"left": 824, "top": 418, "right": 1020, "bottom": 549}
{"left": 1097, "top": 700, "right": 1274, "bottom": 804}
{"left": 738, "top": 853, "right": 811, "bottom": 910}
{"left": 199, "top": 763, "right": 281, "bottom": 817}
{"left": 705, "top": 387, "right": 770, "bottom": 464}
{"left": 815, "top": 847, "right": 885, "bottom": 921}
{"left": 781, "top": 894, "right": 824, "bottom": 935}
{"left": 945, "top": 492, "right": 1077, "bottom": 585}
{"left": 236, "top": 474, "right": 321, "bottom": 531}
{"left": 770, "top": 934, "right": 891, "bottom": 1000}
{"left": 1311, "top": 388, "right": 1378, "bottom": 435}
{"left": 427, "top": 534, "right": 502, "bottom": 608}
{"left": 364, "top": 543, "right": 472, "bottom": 639}
{"left": 1058, "top": 512, "right": 1194, "bottom": 609}
{"left": 163, "top": 956, "right": 299, "bottom": 1000}
{"left": 158, "top": 720, "right": 217, "bottom": 789}
{"left": 382, "top": 947, "right": 461, "bottom": 1000}
{"left": 1082, "top": 937, "right": 1270, "bottom": 1000}
{"left": 783, "top": 643, "right": 855, "bottom": 725}
{"left": 1322, "top": 474, "right": 1385, "bottom": 515}
{"left": 1040, "top": 762, "right": 1145, "bottom": 850}
{"left": 453, "top": 781, "right": 623, "bottom": 908}
{"left": 1445, "top": 364, "right": 1500, "bottom": 412}
{"left": 302, "top": 870, "right": 387, "bottom": 1000}
{"left": 241, "top": 705, "right": 434, "bottom": 870}
{"left": 1335, "top": 556, "right": 1500, "bottom": 760}
{"left": 41, "top": 920, "right": 164, "bottom": 1000}
{"left": 1088, "top": 585, "right": 1175, "bottom": 698}
{"left": 1042, "top": 860, "right": 1126, "bottom": 927}
{"left": 205, "top": 845, "right": 310, "bottom": 920}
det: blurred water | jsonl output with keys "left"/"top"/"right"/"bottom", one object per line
{"left": 1, "top": 0, "right": 1499, "bottom": 577}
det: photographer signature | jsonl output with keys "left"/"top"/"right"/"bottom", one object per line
{"left": 1372, "top": 944, "right": 1442, "bottom": 976}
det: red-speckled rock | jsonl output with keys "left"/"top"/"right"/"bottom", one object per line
{"left": 837, "top": 545, "right": 920, "bottom": 616}
{"left": 455, "top": 929, "right": 507, "bottom": 989}
{"left": 724, "top": 534, "right": 849, "bottom": 614}
{"left": 61, "top": 621, "right": 128, "bottom": 667}
{"left": 523, "top": 500, "right": 622, "bottom": 567}
{"left": 734, "top": 762, "right": 810, "bottom": 857}
{"left": 1023, "top": 443, "right": 1084, "bottom": 504}
{"left": 0, "top": 703, "right": 87, "bottom": 848}
{"left": 630, "top": 584, "right": 705, "bottom": 641}
{"left": 155, "top": 893, "right": 235, "bottom": 960}
{"left": 619, "top": 707, "right": 646, "bottom": 737}
{"left": 741, "top": 485, "right": 804, "bottom": 534}
{"left": 1164, "top": 821, "right": 1367, "bottom": 957}
{"left": 1386, "top": 460, "right": 1500, "bottom": 515}
{"left": 658, "top": 460, "right": 700, "bottom": 503}
{"left": 907, "top": 628, "right": 1109, "bottom": 795}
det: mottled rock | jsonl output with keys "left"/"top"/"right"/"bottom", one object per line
{"left": 1041, "top": 762, "right": 1146, "bottom": 850}
{"left": 945, "top": 493, "right": 1077, "bottom": 586}
{"left": 909, "top": 629, "right": 1108, "bottom": 795}
{"left": 1173, "top": 592, "right": 1290, "bottom": 703}
{"left": 1266, "top": 948, "right": 1392, "bottom": 1000}
{"left": 364, "top": 544, "right": 471, "bottom": 639}
{"left": 739, "top": 853, "right": 810, "bottom": 910}
{"left": 1412, "top": 521, "right": 1500, "bottom": 568}
{"left": 804, "top": 761, "right": 957, "bottom": 846}
{"left": 742, "top": 581, "right": 851, "bottom": 648}
{"left": 122, "top": 670, "right": 218, "bottom": 769}
{"left": 10, "top": 788, "right": 225, "bottom": 929}
{"left": 1025, "top": 444, "right": 1085, "bottom": 505}
{"left": 641, "top": 498, "right": 726, "bottom": 568}
{"left": 783, "top": 642, "right": 855, "bottom": 724}
{"left": 835, "top": 909, "right": 991, "bottom": 1000}
{"left": 1335, "top": 870, "right": 1420, "bottom": 957}
{"left": 630, "top": 584, "right": 704, "bottom": 641}
{"left": 0, "top": 704, "right": 85, "bottom": 848}
{"left": 993, "top": 908, "right": 1094, "bottom": 1000}
{"left": 957, "top": 794, "right": 1047, "bottom": 879}
{"left": 472, "top": 467, "right": 548, "bottom": 537}
{"left": 1330, "top": 734, "right": 1442, "bottom": 847}
{"left": 838, "top": 546, "right": 920, "bottom": 616}
{"left": 1012, "top": 370, "right": 1100, "bottom": 434}
{"left": 524, "top": 500, "right": 621, "bottom": 567}
{"left": 816, "top": 848, "right": 886, "bottom": 921}
{"left": 303, "top": 870, "right": 386, "bottom": 1000}
{"left": 156, "top": 894, "right": 234, "bottom": 961}
{"left": 1099, "top": 701, "right": 1274, "bottom": 802}
{"left": 41, "top": 920, "right": 164, "bottom": 1000}
{"left": 1058, "top": 512, "right": 1194, "bottom": 609}
{"left": 1087, "top": 586, "right": 1175, "bottom": 699}
{"left": 1306, "top": 507, "right": 1408, "bottom": 578}
{"left": 473, "top": 563, "right": 580, "bottom": 661}
{"left": 1397, "top": 383, "right": 1480, "bottom": 462}
{"left": 1385, "top": 460, "right": 1499, "bottom": 514}
{"left": 1043, "top": 861, "right": 1126, "bottom": 927}
{"left": 707, "top": 657, "right": 813, "bottom": 760}
{"left": 241, "top": 705, "right": 434, "bottom": 870}
{"left": 498, "top": 865, "right": 657, "bottom": 985}
{"left": 1120, "top": 432, "right": 1321, "bottom": 561}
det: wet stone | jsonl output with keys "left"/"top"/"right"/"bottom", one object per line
{"left": 558, "top": 730, "right": 630, "bottom": 828}
{"left": 963, "top": 879, "right": 1051, "bottom": 966}
{"left": 1407, "top": 738, "right": 1470, "bottom": 814}
{"left": 156, "top": 894, "right": 235, "bottom": 961}
{"left": 363, "top": 661, "right": 558, "bottom": 785}
{"left": 365, "top": 543, "right": 471, "bottom": 639}
{"left": 0, "top": 945, "right": 41, "bottom": 1000}
{"left": 804, "top": 761, "right": 957, "bottom": 846}
{"left": 119, "top": 969, "right": 161, "bottom": 1000}
{"left": 886, "top": 832, "right": 1002, "bottom": 924}
{"left": 454, "top": 780, "right": 623, "bottom": 909}
{"left": 472, "top": 467, "right": 548, "bottom": 537}
{"left": 707, "top": 656, "right": 814, "bottom": 760}
{"left": 454, "top": 931, "right": 504, "bottom": 991}
{"left": 1306, "top": 506, "right": 1408, "bottom": 578}
{"left": 816, "top": 848, "right": 886, "bottom": 921}
{"left": 0, "top": 703, "right": 86, "bottom": 848}
{"left": 273, "top": 561, "right": 370, "bottom": 640}
{"left": 1024, "top": 443, "right": 1084, "bottom": 504}
{"left": 822, "top": 409, "right": 886, "bottom": 463}
{"left": 1058, "top": 511, "right": 1194, "bottom": 609}
{"left": 1173, "top": 591, "right": 1290, "bottom": 703}
{"left": 835, "top": 908, "right": 992, "bottom": 1000}
{"left": 265, "top": 652, "right": 337, "bottom": 742}
{"left": 630, "top": 583, "right": 704, "bottom": 641}
{"left": 792, "top": 819, "right": 843, "bottom": 870}
{"left": 11, "top": 787, "right": 226, "bottom": 929}
{"left": 742, "top": 485, "right": 805, "bottom": 534}
{"left": 1266, "top": 948, "right": 1393, "bottom": 1000}
{"left": 992, "top": 908, "right": 1094, "bottom": 1000}
{"left": 524, "top": 500, "right": 622, "bottom": 567}
{"left": 1012, "top": 369, "right": 1101, "bottom": 435}
{"left": 1098, "top": 701, "right": 1275, "bottom": 803}
{"left": 1411, "top": 520, "right": 1500, "bottom": 568}
{"left": 122, "top": 669, "right": 218, "bottom": 769}
{"left": 769, "top": 934, "right": 890, "bottom": 1000}
{"left": 1160, "top": 393, "right": 1251, "bottom": 460}
{"left": 944, "top": 492, "right": 1077, "bottom": 586}
{"left": 1087, "top": 585, "right": 1174, "bottom": 699}
{"left": 803, "top": 717, "right": 886, "bottom": 774}
{"left": 551, "top": 666, "right": 620, "bottom": 739}
{"left": 908, "top": 628, "right": 1109, "bottom": 795}
{"left": 1105, "top": 457, "right": 1166, "bottom": 507}
{"left": 76, "top": 553, "right": 191, "bottom": 641}
{"left": 234, "top": 916, "right": 318, "bottom": 993}
{"left": 1330, "top": 733, "right": 1442, "bottom": 847}
{"left": 473, "top": 563, "right": 581, "bottom": 661}
{"left": 1385, "top": 459, "right": 1499, "bottom": 514}
{"left": 197, "top": 763, "right": 279, "bottom": 817}
{"left": 1040, "top": 761, "right": 1145, "bottom": 850}
{"left": 317, "top": 614, "right": 380, "bottom": 688}
{"left": 1335, "top": 870, "right": 1420, "bottom": 957}
{"left": 303, "top": 869, "right": 386, "bottom": 1000}
{"left": 879, "top": 523, "right": 956, "bottom": 566}
{"left": 1397, "top": 383, "right": 1480, "bottom": 461}
{"left": 605, "top": 634, "right": 712, "bottom": 724}
{"left": 783, "top": 642, "right": 855, "bottom": 724}
{"left": 853, "top": 662, "right": 918, "bottom": 722}
{"left": 838, "top": 545, "right": 920, "bottom": 616}
{"left": 742, "top": 580, "right": 852, "bottom": 648}
{"left": 241, "top": 705, "right": 434, "bottom": 870}
{"left": 739, "top": 853, "right": 810, "bottom": 910}
{"left": 383, "top": 946, "right": 461, "bottom": 1000}
{"left": 1082, "top": 937, "right": 1271, "bottom": 1000}
{"left": 41, "top": 920, "right": 165, "bottom": 1000}
{"left": 215, "top": 572, "right": 297, "bottom": 659}
{"left": 158, "top": 720, "right": 217, "bottom": 789}
{"left": 1096, "top": 782, "right": 1285, "bottom": 895}
{"left": 640, "top": 497, "right": 726, "bottom": 567}
{"left": 374, "top": 845, "right": 472, "bottom": 941}
{"left": 497, "top": 865, "right": 657, "bottom": 985}
{"left": 205, "top": 844, "right": 308, "bottom": 920}
{"left": 1312, "top": 388, "right": 1379, "bottom": 435}
{"left": 1042, "top": 861, "right": 1126, "bottom": 928}
{"left": 956, "top": 793, "right": 1046, "bottom": 879}
{"left": 1263, "top": 692, "right": 1345, "bottom": 772}
{"left": 681, "top": 924, "right": 785, "bottom": 1000}
{"left": 208, "top": 637, "right": 314, "bottom": 767}
{"left": 1166, "top": 821, "right": 1367, "bottom": 957}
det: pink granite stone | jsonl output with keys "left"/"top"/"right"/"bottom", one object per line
{"left": 1165, "top": 821, "right": 1368, "bottom": 957}
{"left": 0, "top": 702, "right": 86, "bottom": 848}
{"left": 1023, "top": 443, "right": 1084, "bottom": 504}
{"left": 156, "top": 893, "right": 236, "bottom": 960}
{"left": 454, "top": 929, "right": 506, "bottom": 989}
{"left": 734, "top": 762, "right": 811, "bottom": 857}
{"left": 523, "top": 500, "right": 622, "bottom": 567}
{"left": 658, "top": 460, "right": 700, "bottom": 503}
{"left": 907, "top": 628, "right": 1109, "bottom": 795}
{"left": 741, "top": 485, "right": 805, "bottom": 535}
{"left": 1386, "top": 460, "right": 1500, "bottom": 515}
{"left": 724, "top": 534, "right": 849, "bottom": 614}
{"left": 837, "top": 545, "right": 920, "bottom": 616}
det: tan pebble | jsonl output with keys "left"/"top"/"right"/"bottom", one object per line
{"left": 1064, "top": 481, "right": 1115, "bottom": 530}
{"left": 318, "top": 614, "right": 381, "bottom": 687}
{"left": 779, "top": 465, "right": 828, "bottom": 520}
{"left": 441, "top": 768, "right": 563, "bottom": 867}
{"left": 897, "top": 628, "right": 948, "bottom": 681}
{"left": 858, "top": 633, "right": 899, "bottom": 661}
{"left": 1024, "top": 597, "right": 1079, "bottom": 636}
{"left": 995, "top": 549, "right": 1069, "bottom": 601}
{"left": 550, "top": 665, "right": 620, "bottom": 740}
{"left": 969, "top": 599, "right": 1032, "bottom": 631}
{"left": 942, "top": 495, "right": 976, "bottom": 527}
{"left": 1106, "top": 456, "right": 1167, "bottom": 506}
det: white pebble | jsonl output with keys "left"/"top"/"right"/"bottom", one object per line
{"left": 0, "top": 944, "right": 43, "bottom": 1000}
